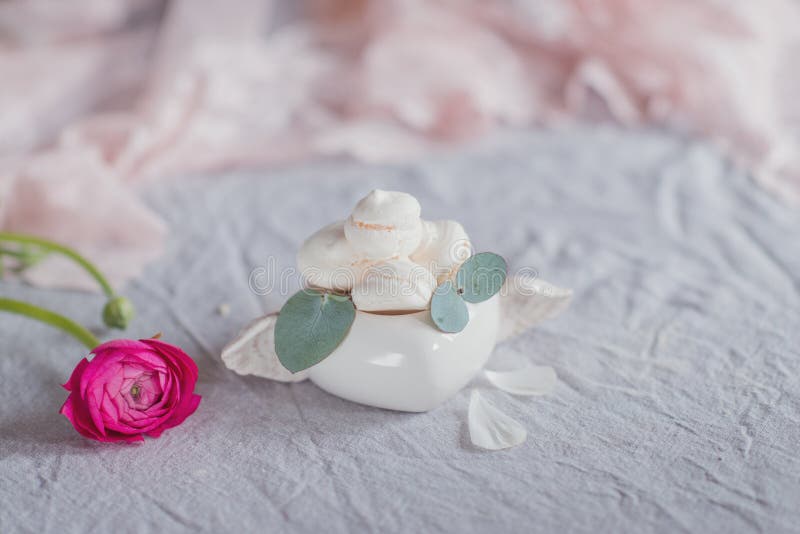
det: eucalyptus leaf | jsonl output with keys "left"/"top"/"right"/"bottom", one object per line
{"left": 430, "top": 280, "right": 469, "bottom": 333}
{"left": 275, "top": 289, "right": 356, "bottom": 373}
{"left": 456, "top": 252, "right": 508, "bottom": 303}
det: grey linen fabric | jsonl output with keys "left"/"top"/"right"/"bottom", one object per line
{"left": 1, "top": 126, "right": 799, "bottom": 534}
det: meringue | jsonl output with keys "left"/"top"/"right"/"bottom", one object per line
{"left": 352, "top": 258, "right": 437, "bottom": 312}
{"left": 297, "top": 221, "right": 362, "bottom": 291}
{"left": 344, "top": 189, "right": 423, "bottom": 259}
{"left": 411, "top": 220, "right": 472, "bottom": 284}
{"left": 297, "top": 190, "right": 475, "bottom": 312}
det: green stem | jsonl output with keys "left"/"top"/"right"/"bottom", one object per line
{"left": 0, "top": 232, "right": 115, "bottom": 298}
{"left": 0, "top": 298, "right": 100, "bottom": 350}
{"left": 0, "top": 247, "right": 26, "bottom": 258}
{"left": 0, "top": 297, "right": 101, "bottom": 350}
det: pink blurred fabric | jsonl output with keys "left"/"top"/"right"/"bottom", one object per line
{"left": 2, "top": 0, "right": 799, "bottom": 290}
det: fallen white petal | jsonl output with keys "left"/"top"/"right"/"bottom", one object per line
{"left": 485, "top": 366, "right": 557, "bottom": 396}
{"left": 221, "top": 314, "right": 308, "bottom": 382}
{"left": 498, "top": 276, "right": 573, "bottom": 342}
{"left": 468, "top": 390, "right": 527, "bottom": 450}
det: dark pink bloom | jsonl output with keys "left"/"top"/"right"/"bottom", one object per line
{"left": 60, "top": 339, "right": 201, "bottom": 443}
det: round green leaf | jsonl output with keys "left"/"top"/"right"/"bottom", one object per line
{"left": 456, "top": 252, "right": 508, "bottom": 303}
{"left": 275, "top": 289, "right": 356, "bottom": 373}
{"left": 431, "top": 281, "right": 469, "bottom": 333}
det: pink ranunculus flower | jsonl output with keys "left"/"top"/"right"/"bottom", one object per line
{"left": 60, "top": 338, "right": 201, "bottom": 443}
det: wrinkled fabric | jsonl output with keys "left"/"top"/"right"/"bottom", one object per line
{"left": 1, "top": 128, "right": 799, "bottom": 532}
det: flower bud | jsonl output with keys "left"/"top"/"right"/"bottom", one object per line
{"left": 102, "top": 296, "right": 135, "bottom": 329}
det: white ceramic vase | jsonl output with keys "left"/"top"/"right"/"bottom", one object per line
{"left": 222, "top": 276, "right": 572, "bottom": 412}
{"left": 307, "top": 295, "right": 500, "bottom": 412}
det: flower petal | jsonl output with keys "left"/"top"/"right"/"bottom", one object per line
{"left": 221, "top": 314, "right": 308, "bottom": 382}
{"left": 498, "top": 276, "right": 572, "bottom": 342}
{"left": 485, "top": 366, "right": 557, "bottom": 396}
{"left": 152, "top": 393, "right": 201, "bottom": 435}
{"left": 468, "top": 390, "right": 527, "bottom": 451}
{"left": 62, "top": 357, "right": 90, "bottom": 391}
{"left": 60, "top": 395, "right": 102, "bottom": 441}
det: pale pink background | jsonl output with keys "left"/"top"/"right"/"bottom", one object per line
{"left": 2, "top": 0, "right": 798, "bottom": 289}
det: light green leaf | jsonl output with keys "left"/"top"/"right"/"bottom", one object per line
{"left": 456, "top": 252, "right": 507, "bottom": 303}
{"left": 431, "top": 280, "right": 469, "bottom": 333}
{"left": 275, "top": 289, "right": 356, "bottom": 373}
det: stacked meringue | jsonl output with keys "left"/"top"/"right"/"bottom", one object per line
{"left": 297, "top": 190, "right": 472, "bottom": 312}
